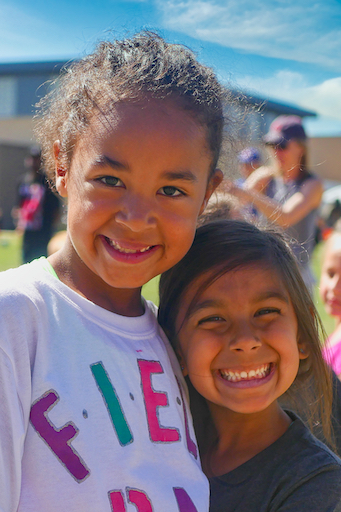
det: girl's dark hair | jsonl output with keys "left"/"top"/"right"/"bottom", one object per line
{"left": 35, "top": 31, "right": 234, "bottom": 187}
{"left": 158, "top": 219, "right": 334, "bottom": 448}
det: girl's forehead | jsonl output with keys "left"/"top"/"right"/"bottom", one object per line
{"left": 327, "top": 233, "right": 341, "bottom": 254}
{"left": 75, "top": 99, "right": 210, "bottom": 157}
{"left": 87, "top": 98, "right": 204, "bottom": 130}
{"left": 180, "top": 262, "right": 288, "bottom": 308}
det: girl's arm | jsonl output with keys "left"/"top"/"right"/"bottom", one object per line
{"left": 0, "top": 347, "right": 26, "bottom": 512}
{"left": 223, "top": 177, "right": 323, "bottom": 228}
{"left": 0, "top": 288, "right": 33, "bottom": 512}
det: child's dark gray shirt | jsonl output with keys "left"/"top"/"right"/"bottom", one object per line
{"left": 209, "top": 411, "right": 341, "bottom": 512}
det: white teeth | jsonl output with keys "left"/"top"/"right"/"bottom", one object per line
{"left": 220, "top": 364, "right": 271, "bottom": 382}
{"left": 107, "top": 239, "right": 152, "bottom": 254}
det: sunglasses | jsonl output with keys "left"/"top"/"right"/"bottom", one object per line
{"left": 268, "top": 140, "right": 289, "bottom": 151}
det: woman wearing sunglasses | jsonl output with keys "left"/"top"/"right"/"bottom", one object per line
{"left": 223, "top": 115, "right": 322, "bottom": 291}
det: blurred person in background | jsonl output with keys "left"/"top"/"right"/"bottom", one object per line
{"left": 236, "top": 146, "right": 262, "bottom": 182}
{"left": 223, "top": 115, "right": 323, "bottom": 291}
{"left": 236, "top": 146, "right": 277, "bottom": 219}
{"left": 321, "top": 221, "right": 341, "bottom": 380}
{"left": 12, "top": 146, "right": 61, "bottom": 263}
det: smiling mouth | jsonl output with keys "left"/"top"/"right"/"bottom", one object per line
{"left": 219, "top": 363, "right": 273, "bottom": 382}
{"left": 328, "top": 298, "right": 341, "bottom": 306}
{"left": 105, "top": 237, "right": 156, "bottom": 254}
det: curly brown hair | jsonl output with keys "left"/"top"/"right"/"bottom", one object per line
{"left": 34, "top": 31, "right": 237, "bottom": 188}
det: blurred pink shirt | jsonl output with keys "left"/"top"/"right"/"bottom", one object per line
{"left": 322, "top": 339, "right": 341, "bottom": 376}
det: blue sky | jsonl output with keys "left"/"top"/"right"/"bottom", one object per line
{"left": 1, "top": 0, "right": 341, "bottom": 136}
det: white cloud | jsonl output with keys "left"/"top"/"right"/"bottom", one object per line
{"left": 299, "top": 78, "right": 341, "bottom": 120}
{"left": 236, "top": 71, "right": 341, "bottom": 121}
{"left": 156, "top": 0, "right": 341, "bottom": 71}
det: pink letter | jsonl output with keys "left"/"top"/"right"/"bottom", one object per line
{"left": 109, "top": 488, "right": 153, "bottom": 512}
{"left": 109, "top": 490, "right": 126, "bottom": 512}
{"left": 128, "top": 489, "right": 153, "bottom": 511}
{"left": 138, "top": 359, "right": 180, "bottom": 443}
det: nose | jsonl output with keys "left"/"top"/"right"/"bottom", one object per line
{"left": 228, "top": 322, "right": 262, "bottom": 353}
{"left": 115, "top": 195, "right": 157, "bottom": 232}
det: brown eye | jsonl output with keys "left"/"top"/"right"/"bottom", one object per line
{"left": 198, "top": 316, "right": 224, "bottom": 325}
{"left": 159, "top": 186, "right": 184, "bottom": 197}
{"left": 99, "top": 176, "right": 123, "bottom": 187}
{"left": 255, "top": 308, "right": 280, "bottom": 317}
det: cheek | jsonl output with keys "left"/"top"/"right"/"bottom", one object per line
{"left": 186, "top": 336, "right": 219, "bottom": 374}
{"left": 289, "top": 356, "right": 300, "bottom": 387}
{"left": 163, "top": 216, "right": 196, "bottom": 258}
{"left": 319, "top": 277, "right": 329, "bottom": 300}
{"left": 281, "top": 339, "right": 300, "bottom": 378}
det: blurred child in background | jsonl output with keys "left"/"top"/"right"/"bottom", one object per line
{"left": 321, "top": 221, "right": 341, "bottom": 380}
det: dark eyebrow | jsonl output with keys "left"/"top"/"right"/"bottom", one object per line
{"left": 95, "top": 155, "right": 127, "bottom": 170}
{"left": 95, "top": 156, "right": 197, "bottom": 182}
{"left": 187, "top": 299, "right": 225, "bottom": 319}
{"left": 161, "top": 170, "right": 198, "bottom": 183}
{"left": 187, "top": 291, "right": 289, "bottom": 320}
{"left": 256, "top": 291, "right": 289, "bottom": 304}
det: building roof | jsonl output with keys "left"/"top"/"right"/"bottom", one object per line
{"left": 0, "top": 60, "right": 317, "bottom": 120}
{"left": 230, "top": 89, "right": 316, "bottom": 118}
{"left": 0, "top": 60, "right": 71, "bottom": 76}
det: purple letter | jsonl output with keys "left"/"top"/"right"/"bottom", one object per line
{"left": 30, "top": 390, "right": 90, "bottom": 482}
{"left": 173, "top": 488, "right": 199, "bottom": 512}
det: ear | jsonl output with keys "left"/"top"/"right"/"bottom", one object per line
{"left": 199, "top": 168, "right": 223, "bottom": 215}
{"left": 53, "top": 140, "right": 68, "bottom": 198}
{"left": 298, "top": 340, "right": 309, "bottom": 360}
{"left": 176, "top": 347, "right": 188, "bottom": 377}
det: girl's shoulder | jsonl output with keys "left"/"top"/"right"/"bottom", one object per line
{"left": 0, "top": 259, "right": 58, "bottom": 362}
{"left": 209, "top": 412, "right": 341, "bottom": 512}
{"left": 0, "top": 258, "right": 53, "bottom": 302}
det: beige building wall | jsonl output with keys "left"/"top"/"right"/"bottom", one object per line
{"left": 0, "top": 117, "right": 36, "bottom": 145}
{"left": 308, "top": 137, "right": 341, "bottom": 184}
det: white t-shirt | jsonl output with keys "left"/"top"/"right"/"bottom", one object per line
{"left": 0, "top": 259, "right": 208, "bottom": 512}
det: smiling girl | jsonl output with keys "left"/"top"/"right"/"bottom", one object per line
{"left": 159, "top": 220, "right": 341, "bottom": 512}
{"left": 0, "top": 32, "right": 227, "bottom": 512}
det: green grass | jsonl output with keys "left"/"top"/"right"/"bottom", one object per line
{"left": 0, "top": 230, "right": 22, "bottom": 271}
{"left": 0, "top": 230, "right": 335, "bottom": 337}
{"left": 142, "top": 275, "right": 160, "bottom": 306}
